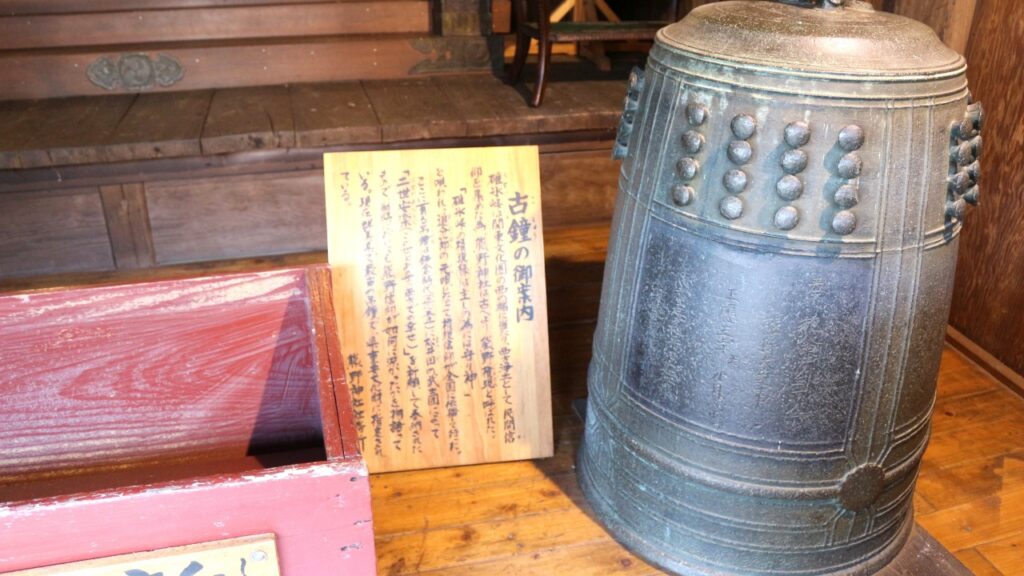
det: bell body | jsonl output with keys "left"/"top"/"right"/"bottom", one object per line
{"left": 579, "top": 2, "right": 983, "bottom": 575}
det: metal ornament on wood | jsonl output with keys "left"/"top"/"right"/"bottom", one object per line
{"left": 580, "top": 1, "right": 982, "bottom": 575}
{"left": 87, "top": 53, "right": 184, "bottom": 91}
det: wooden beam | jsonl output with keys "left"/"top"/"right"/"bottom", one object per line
{"left": 0, "top": 2, "right": 431, "bottom": 50}
{"left": 0, "top": 35, "right": 494, "bottom": 101}
{"left": 0, "top": 0, "right": 383, "bottom": 15}
{"left": 551, "top": 0, "right": 575, "bottom": 23}
{"left": 100, "top": 183, "right": 156, "bottom": 270}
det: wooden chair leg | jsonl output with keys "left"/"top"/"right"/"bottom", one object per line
{"left": 508, "top": 32, "right": 531, "bottom": 85}
{"left": 532, "top": 34, "right": 553, "bottom": 107}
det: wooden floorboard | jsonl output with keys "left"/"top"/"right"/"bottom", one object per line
{"left": 0, "top": 66, "right": 628, "bottom": 170}
{"left": 361, "top": 78, "right": 469, "bottom": 142}
{"left": 103, "top": 90, "right": 213, "bottom": 162}
{"left": 200, "top": 85, "right": 297, "bottom": 155}
{"left": 290, "top": 82, "right": 382, "bottom": 148}
{"left": 1, "top": 95, "right": 137, "bottom": 168}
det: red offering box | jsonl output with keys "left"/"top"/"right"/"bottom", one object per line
{"left": 0, "top": 265, "right": 375, "bottom": 575}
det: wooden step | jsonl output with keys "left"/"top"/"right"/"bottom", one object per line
{"left": 0, "top": 75, "right": 626, "bottom": 169}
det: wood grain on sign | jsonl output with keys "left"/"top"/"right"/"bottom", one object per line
{"left": 325, "top": 146, "right": 552, "bottom": 473}
{"left": 7, "top": 534, "right": 279, "bottom": 576}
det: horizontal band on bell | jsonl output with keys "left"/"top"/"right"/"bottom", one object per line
{"left": 586, "top": 389, "right": 930, "bottom": 501}
{"left": 577, "top": 458, "right": 915, "bottom": 576}
{"left": 645, "top": 195, "right": 958, "bottom": 258}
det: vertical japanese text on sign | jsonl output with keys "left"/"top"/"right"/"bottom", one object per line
{"left": 325, "top": 146, "right": 552, "bottom": 473}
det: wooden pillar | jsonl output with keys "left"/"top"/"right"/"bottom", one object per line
{"left": 888, "top": 0, "right": 978, "bottom": 54}
{"left": 99, "top": 183, "right": 156, "bottom": 270}
{"left": 419, "top": 0, "right": 498, "bottom": 73}
{"left": 439, "top": 0, "right": 490, "bottom": 36}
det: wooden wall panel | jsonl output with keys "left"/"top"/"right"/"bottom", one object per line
{"left": 889, "top": 0, "right": 950, "bottom": 36}
{"left": 943, "top": 0, "right": 979, "bottom": 54}
{"left": 889, "top": 0, "right": 979, "bottom": 53}
{"left": 0, "top": 0, "right": 372, "bottom": 15}
{"left": 0, "top": 2, "right": 431, "bottom": 50}
{"left": 0, "top": 189, "right": 114, "bottom": 278}
{"left": 540, "top": 150, "right": 619, "bottom": 228}
{"left": 0, "top": 36, "right": 494, "bottom": 101}
{"left": 948, "top": 0, "right": 1024, "bottom": 376}
{"left": 142, "top": 148, "right": 617, "bottom": 266}
{"left": 146, "top": 171, "right": 327, "bottom": 265}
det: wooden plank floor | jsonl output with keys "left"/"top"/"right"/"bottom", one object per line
{"left": 3, "top": 223, "right": 1021, "bottom": 574}
{"left": 370, "top": 224, "right": 1024, "bottom": 576}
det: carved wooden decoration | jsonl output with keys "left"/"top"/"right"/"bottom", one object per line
{"left": 325, "top": 145, "right": 553, "bottom": 473}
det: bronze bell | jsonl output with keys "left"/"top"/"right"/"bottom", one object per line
{"left": 580, "top": 1, "right": 983, "bottom": 574}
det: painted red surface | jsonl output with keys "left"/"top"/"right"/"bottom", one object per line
{"left": 0, "top": 268, "right": 323, "bottom": 479}
{"left": 0, "top": 266, "right": 375, "bottom": 575}
{"left": 0, "top": 461, "right": 376, "bottom": 574}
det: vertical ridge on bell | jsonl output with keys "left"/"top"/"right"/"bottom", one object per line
{"left": 592, "top": 64, "right": 664, "bottom": 391}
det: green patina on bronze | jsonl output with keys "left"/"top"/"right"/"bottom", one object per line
{"left": 582, "top": 2, "right": 982, "bottom": 574}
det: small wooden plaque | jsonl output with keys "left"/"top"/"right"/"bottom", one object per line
{"left": 325, "top": 146, "right": 553, "bottom": 473}
{"left": 5, "top": 534, "right": 279, "bottom": 576}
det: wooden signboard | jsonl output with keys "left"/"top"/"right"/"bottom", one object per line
{"left": 325, "top": 146, "right": 552, "bottom": 473}
{"left": 6, "top": 534, "right": 279, "bottom": 576}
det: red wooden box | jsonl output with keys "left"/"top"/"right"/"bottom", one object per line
{"left": 0, "top": 266, "right": 375, "bottom": 574}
